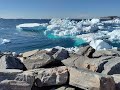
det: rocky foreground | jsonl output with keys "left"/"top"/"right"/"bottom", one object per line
{"left": 1, "top": 46, "right": 120, "bottom": 90}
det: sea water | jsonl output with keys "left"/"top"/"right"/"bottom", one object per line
{"left": 0, "top": 19, "right": 86, "bottom": 53}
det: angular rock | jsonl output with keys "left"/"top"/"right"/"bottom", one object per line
{"left": 23, "top": 49, "right": 39, "bottom": 58}
{"left": 102, "top": 57, "right": 120, "bottom": 75}
{"left": 93, "top": 50, "right": 120, "bottom": 58}
{"left": 76, "top": 45, "right": 95, "bottom": 58}
{"left": 62, "top": 55, "right": 113, "bottom": 72}
{"left": 68, "top": 67, "right": 115, "bottom": 90}
{"left": 50, "top": 86, "right": 76, "bottom": 90}
{"left": 23, "top": 51, "right": 54, "bottom": 69}
{"left": 34, "top": 66, "right": 68, "bottom": 87}
{"left": 112, "top": 74, "right": 120, "bottom": 90}
{"left": 0, "top": 69, "right": 22, "bottom": 82}
{"left": 53, "top": 49, "right": 69, "bottom": 61}
{"left": 0, "top": 55, "right": 26, "bottom": 70}
{"left": 0, "top": 80, "right": 31, "bottom": 90}
{"left": 15, "top": 70, "right": 36, "bottom": 88}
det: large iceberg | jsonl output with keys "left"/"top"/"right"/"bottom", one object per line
{"left": 16, "top": 23, "right": 48, "bottom": 31}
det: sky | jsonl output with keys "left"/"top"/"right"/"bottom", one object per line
{"left": 0, "top": 0, "right": 119, "bottom": 19}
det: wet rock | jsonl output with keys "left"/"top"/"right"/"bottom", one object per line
{"left": 68, "top": 67, "right": 115, "bottom": 90}
{"left": 0, "top": 55, "right": 26, "bottom": 70}
{"left": 112, "top": 74, "right": 120, "bottom": 90}
{"left": 0, "top": 80, "right": 31, "bottom": 90}
{"left": 0, "top": 69, "right": 22, "bottom": 82}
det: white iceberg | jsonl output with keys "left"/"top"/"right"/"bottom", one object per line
{"left": 16, "top": 23, "right": 48, "bottom": 31}
{"left": 107, "top": 29, "right": 120, "bottom": 42}
{"left": 90, "top": 40, "right": 112, "bottom": 50}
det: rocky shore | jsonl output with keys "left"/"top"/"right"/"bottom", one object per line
{"left": 1, "top": 45, "right": 120, "bottom": 90}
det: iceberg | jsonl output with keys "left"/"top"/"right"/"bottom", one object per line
{"left": 0, "top": 38, "right": 11, "bottom": 44}
{"left": 90, "top": 40, "right": 112, "bottom": 50}
{"left": 107, "top": 29, "right": 120, "bottom": 42}
{"left": 16, "top": 23, "right": 48, "bottom": 31}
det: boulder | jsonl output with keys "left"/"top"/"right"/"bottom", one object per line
{"left": 15, "top": 70, "right": 36, "bottom": 88}
{"left": 112, "top": 74, "right": 120, "bottom": 90}
{"left": 0, "top": 69, "right": 22, "bottom": 82}
{"left": 62, "top": 55, "right": 114, "bottom": 72}
{"left": 23, "top": 49, "right": 39, "bottom": 58}
{"left": 0, "top": 80, "right": 31, "bottom": 90}
{"left": 50, "top": 86, "right": 76, "bottom": 90}
{"left": 102, "top": 57, "right": 120, "bottom": 75}
{"left": 93, "top": 49, "right": 120, "bottom": 58}
{"left": 53, "top": 49, "right": 69, "bottom": 61}
{"left": 76, "top": 45, "right": 95, "bottom": 58}
{"left": 68, "top": 67, "right": 115, "bottom": 90}
{"left": 34, "top": 66, "right": 68, "bottom": 87}
{"left": 23, "top": 51, "right": 54, "bottom": 69}
{"left": 0, "top": 55, "right": 26, "bottom": 70}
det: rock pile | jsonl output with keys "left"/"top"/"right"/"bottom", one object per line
{"left": 0, "top": 45, "right": 120, "bottom": 90}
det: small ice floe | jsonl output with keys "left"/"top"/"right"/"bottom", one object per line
{"left": 0, "top": 38, "right": 11, "bottom": 44}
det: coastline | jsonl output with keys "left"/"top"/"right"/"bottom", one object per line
{"left": 0, "top": 45, "right": 120, "bottom": 90}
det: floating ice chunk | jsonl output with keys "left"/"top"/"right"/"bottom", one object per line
{"left": 107, "top": 29, "right": 120, "bottom": 42}
{"left": 91, "top": 18, "right": 100, "bottom": 24}
{"left": 0, "top": 38, "right": 11, "bottom": 44}
{"left": 90, "top": 40, "right": 112, "bottom": 50}
{"left": 47, "top": 24, "right": 60, "bottom": 30}
{"left": 16, "top": 23, "right": 47, "bottom": 31}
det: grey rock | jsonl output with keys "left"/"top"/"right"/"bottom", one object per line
{"left": 0, "top": 69, "right": 22, "bottom": 82}
{"left": 76, "top": 45, "right": 95, "bottom": 58}
{"left": 50, "top": 86, "right": 76, "bottom": 90}
{"left": 112, "top": 74, "right": 120, "bottom": 90}
{"left": 62, "top": 54, "right": 113, "bottom": 73}
{"left": 0, "top": 80, "right": 31, "bottom": 90}
{"left": 15, "top": 70, "right": 36, "bottom": 88}
{"left": 0, "top": 55, "right": 26, "bottom": 70}
{"left": 53, "top": 49, "right": 69, "bottom": 61}
{"left": 102, "top": 57, "right": 120, "bottom": 75}
{"left": 68, "top": 67, "right": 115, "bottom": 90}
{"left": 93, "top": 50, "right": 120, "bottom": 58}
{"left": 23, "top": 51, "right": 54, "bottom": 69}
{"left": 34, "top": 66, "right": 68, "bottom": 87}
{"left": 23, "top": 49, "right": 39, "bottom": 58}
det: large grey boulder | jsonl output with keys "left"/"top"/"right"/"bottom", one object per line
{"left": 0, "top": 55, "right": 26, "bottom": 70}
{"left": 0, "top": 80, "right": 31, "bottom": 90}
{"left": 22, "top": 49, "right": 39, "bottom": 58}
{"left": 102, "top": 57, "right": 120, "bottom": 75}
{"left": 0, "top": 69, "right": 22, "bottom": 82}
{"left": 76, "top": 45, "right": 95, "bottom": 58}
{"left": 23, "top": 51, "right": 55, "bottom": 69}
{"left": 62, "top": 55, "right": 114, "bottom": 72}
{"left": 34, "top": 66, "right": 68, "bottom": 87}
{"left": 68, "top": 67, "right": 115, "bottom": 90}
{"left": 53, "top": 49, "right": 69, "bottom": 61}
{"left": 93, "top": 50, "right": 120, "bottom": 58}
{"left": 15, "top": 70, "right": 36, "bottom": 88}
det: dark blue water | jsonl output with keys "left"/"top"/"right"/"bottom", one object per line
{"left": 0, "top": 19, "right": 86, "bottom": 53}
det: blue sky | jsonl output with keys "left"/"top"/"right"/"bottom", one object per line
{"left": 0, "top": 0, "right": 119, "bottom": 19}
